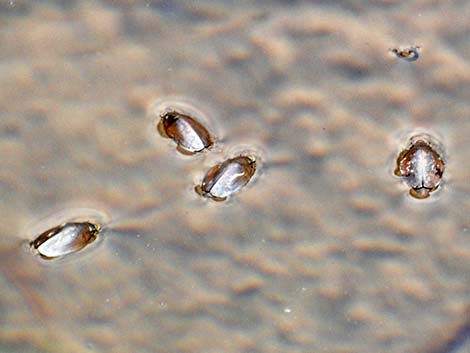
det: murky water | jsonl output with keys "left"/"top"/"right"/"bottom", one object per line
{"left": 0, "top": 1, "right": 469, "bottom": 352}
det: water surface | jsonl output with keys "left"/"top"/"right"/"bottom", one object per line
{"left": 0, "top": 1, "right": 469, "bottom": 352}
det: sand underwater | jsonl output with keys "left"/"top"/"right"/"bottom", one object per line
{"left": 0, "top": 1, "right": 469, "bottom": 352}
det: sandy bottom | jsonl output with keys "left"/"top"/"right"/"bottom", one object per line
{"left": 0, "top": 1, "right": 469, "bottom": 352}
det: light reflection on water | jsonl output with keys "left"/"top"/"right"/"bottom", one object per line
{"left": 0, "top": 1, "right": 469, "bottom": 353}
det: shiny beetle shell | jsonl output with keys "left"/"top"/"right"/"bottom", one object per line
{"left": 30, "top": 222, "right": 100, "bottom": 259}
{"left": 389, "top": 46, "right": 420, "bottom": 62}
{"left": 394, "top": 137, "right": 445, "bottom": 199}
{"left": 196, "top": 156, "right": 256, "bottom": 201}
{"left": 158, "top": 111, "right": 213, "bottom": 154}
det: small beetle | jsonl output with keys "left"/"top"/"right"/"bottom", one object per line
{"left": 394, "top": 136, "right": 445, "bottom": 199}
{"left": 30, "top": 222, "right": 100, "bottom": 259}
{"left": 195, "top": 155, "right": 257, "bottom": 201}
{"left": 158, "top": 111, "right": 213, "bottom": 154}
{"left": 389, "top": 46, "right": 420, "bottom": 62}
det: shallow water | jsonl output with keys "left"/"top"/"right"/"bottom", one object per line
{"left": 0, "top": 1, "right": 469, "bottom": 352}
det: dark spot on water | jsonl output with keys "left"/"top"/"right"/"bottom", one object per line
{"left": 297, "top": 154, "right": 325, "bottom": 182}
{"left": 0, "top": 1, "right": 30, "bottom": 16}
{"left": 148, "top": 1, "right": 185, "bottom": 17}
{"left": 427, "top": 316, "right": 470, "bottom": 353}
{"left": 0, "top": 124, "right": 21, "bottom": 139}
{"left": 50, "top": 0, "right": 78, "bottom": 9}
{"left": 333, "top": 61, "right": 369, "bottom": 80}
{"left": 26, "top": 111, "right": 47, "bottom": 127}
{"left": 0, "top": 344, "right": 42, "bottom": 353}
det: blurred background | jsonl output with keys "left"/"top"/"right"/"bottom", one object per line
{"left": 0, "top": 1, "right": 469, "bottom": 352}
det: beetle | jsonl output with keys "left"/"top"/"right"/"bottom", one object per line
{"left": 158, "top": 111, "right": 213, "bottom": 154}
{"left": 395, "top": 136, "right": 445, "bottom": 199}
{"left": 389, "top": 46, "right": 420, "bottom": 62}
{"left": 195, "top": 155, "right": 257, "bottom": 201}
{"left": 30, "top": 222, "right": 100, "bottom": 259}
